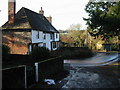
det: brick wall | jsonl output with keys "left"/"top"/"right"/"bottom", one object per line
{"left": 2, "top": 30, "right": 31, "bottom": 54}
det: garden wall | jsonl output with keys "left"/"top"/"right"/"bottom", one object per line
{"left": 35, "top": 56, "right": 63, "bottom": 82}
{"left": 60, "top": 47, "right": 89, "bottom": 50}
{"left": 2, "top": 65, "right": 27, "bottom": 88}
{"left": 59, "top": 47, "right": 93, "bottom": 59}
{"left": 26, "top": 65, "right": 36, "bottom": 87}
{"left": 2, "top": 55, "right": 64, "bottom": 88}
{"left": 3, "top": 54, "right": 30, "bottom": 64}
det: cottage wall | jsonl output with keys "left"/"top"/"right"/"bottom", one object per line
{"left": 31, "top": 30, "right": 59, "bottom": 51}
{"left": 43, "top": 33, "right": 51, "bottom": 50}
{"left": 31, "top": 30, "right": 43, "bottom": 43}
{"left": 2, "top": 30, "right": 31, "bottom": 54}
{"left": 52, "top": 33, "right": 60, "bottom": 50}
{"left": 31, "top": 30, "right": 52, "bottom": 50}
{"left": 54, "top": 33, "right": 59, "bottom": 41}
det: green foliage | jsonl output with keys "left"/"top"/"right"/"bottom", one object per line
{"left": 59, "top": 47, "right": 93, "bottom": 59}
{"left": 2, "top": 44, "right": 10, "bottom": 56}
{"left": 60, "top": 29, "right": 87, "bottom": 47}
{"left": 62, "top": 49, "right": 73, "bottom": 58}
{"left": 74, "top": 48, "right": 93, "bottom": 58}
{"left": 30, "top": 46, "right": 50, "bottom": 62}
{"left": 84, "top": 1, "right": 120, "bottom": 39}
{"left": 111, "top": 44, "right": 119, "bottom": 51}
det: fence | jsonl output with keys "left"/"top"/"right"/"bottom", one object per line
{"left": 2, "top": 65, "right": 27, "bottom": 88}
{"left": 35, "top": 56, "right": 63, "bottom": 82}
{"left": 2, "top": 56, "right": 64, "bottom": 88}
{"left": 26, "top": 65, "right": 36, "bottom": 87}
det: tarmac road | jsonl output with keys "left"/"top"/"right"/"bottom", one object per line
{"left": 64, "top": 52, "right": 119, "bottom": 66}
{"left": 58, "top": 52, "right": 120, "bottom": 88}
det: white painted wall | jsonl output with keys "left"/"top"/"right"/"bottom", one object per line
{"left": 52, "top": 47, "right": 57, "bottom": 51}
{"left": 38, "top": 43, "right": 43, "bottom": 47}
{"left": 54, "top": 33, "right": 59, "bottom": 41}
{"left": 32, "top": 30, "right": 43, "bottom": 43}
{"left": 50, "top": 33, "right": 54, "bottom": 42}
{"left": 31, "top": 30, "right": 59, "bottom": 51}
{"left": 43, "top": 33, "right": 51, "bottom": 50}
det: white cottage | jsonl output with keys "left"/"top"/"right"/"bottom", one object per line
{"left": 2, "top": 0, "right": 60, "bottom": 54}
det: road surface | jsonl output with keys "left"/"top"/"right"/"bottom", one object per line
{"left": 64, "top": 52, "right": 119, "bottom": 66}
{"left": 58, "top": 52, "right": 120, "bottom": 88}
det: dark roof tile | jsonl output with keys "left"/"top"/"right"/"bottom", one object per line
{"left": 2, "top": 7, "right": 58, "bottom": 33}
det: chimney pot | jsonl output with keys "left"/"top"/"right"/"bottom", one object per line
{"left": 39, "top": 7, "right": 44, "bottom": 16}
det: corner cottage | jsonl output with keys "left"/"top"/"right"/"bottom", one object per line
{"left": 2, "top": 0, "right": 60, "bottom": 54}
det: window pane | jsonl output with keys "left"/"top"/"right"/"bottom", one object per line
{"left": 56, "top": 33, "right": 58, "bottom": 38}
{"left": 50, "top": 34, "right": 53, "bottom": 39}
{"left": 43, "top": 33, "right": 46, "bottom": 39}
{"left": 36, "top": 31, "right": 39, "bottom": 39}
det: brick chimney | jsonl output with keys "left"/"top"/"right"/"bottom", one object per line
{"left": 39, "top": 7, "right": 44, "bottom": 16}
{"left": 8, "top": 0, "right": 16, "bottom": 24}
{"left": 46, "top": 16, "right": 52, "bottom": 24}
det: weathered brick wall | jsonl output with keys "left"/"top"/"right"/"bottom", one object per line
{"left": 2, "top": 30, "right": 31, "bottom": 54}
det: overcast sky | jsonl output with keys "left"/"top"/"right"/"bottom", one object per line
{"left": 0, "top": 0, "right": 89, "bottom": 30}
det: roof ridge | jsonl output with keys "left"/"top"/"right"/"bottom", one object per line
{"left": 22, "top": 7, "right": 43, "bottom": 16}
{"left": 2, "top": 7, "right": 58, "bottom": 32}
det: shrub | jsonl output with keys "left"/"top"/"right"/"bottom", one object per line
{"left": 111, "top": 44, "right": 119, "bottom": 51}
{"left": 30, "top": 46, "right": 50, "bottom": 62}
{"left": 58, "top": 47, "right": 93, "bottom": 59}
{"left": 2, "top": 44, "right": 10, "bottom": 56}
{"left": 2, "top": 44, "right": 10, "bottom": 62}
{"left": 74, "top": 49, "right": 93, "bottom": 58}
{"left": 62, "top": 49, "right": 73, "bottom": 58}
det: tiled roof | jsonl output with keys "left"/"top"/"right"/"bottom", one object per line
{"left": 2, "top": 7, "right": 58, "bottom": 33}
